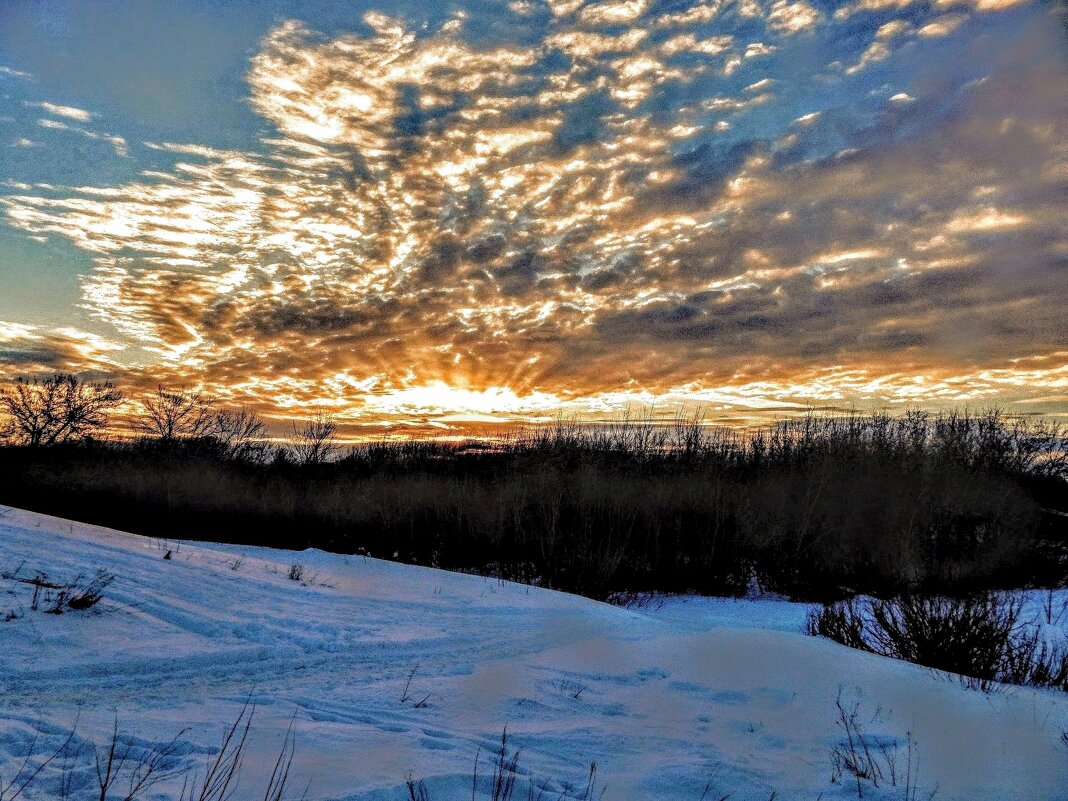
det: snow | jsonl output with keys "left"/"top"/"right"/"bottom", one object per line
{"left": 1, "top": 504, "right": 1066, "bottom": 801}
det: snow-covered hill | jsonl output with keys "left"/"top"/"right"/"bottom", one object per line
{"left": 1, "top": 505, "right": 1065, "bottom": 800}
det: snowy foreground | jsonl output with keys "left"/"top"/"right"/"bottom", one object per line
{"left": 1, "top": 505, "right": 1066, "bottom": 801}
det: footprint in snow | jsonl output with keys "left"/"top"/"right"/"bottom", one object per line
{"left": 637, "top": 667, "right": 669, "bottom": 681}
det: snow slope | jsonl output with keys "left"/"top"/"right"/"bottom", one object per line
{"left": 0, "top": 505, "right": 1065, "bottom": 800}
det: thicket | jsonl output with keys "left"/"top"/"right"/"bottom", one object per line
{"left": 1, "top": 405, "right": 1065, "bottom": 602}
{"left": 808, "top": 592, "right": 1068, "bottom": 692}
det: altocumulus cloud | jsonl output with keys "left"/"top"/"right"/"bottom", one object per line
{"left": 1, "top": 0, "right": 1066, "bottom": 432}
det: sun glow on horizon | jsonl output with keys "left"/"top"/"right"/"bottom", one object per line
{"left": 362, "top": 382, "right": 565, "bottom": 418}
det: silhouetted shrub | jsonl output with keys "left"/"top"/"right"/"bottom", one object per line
{"left": 49, "top": 569, "right": 114, "bottom": 613}
{"left": 809, "top": 592, "right": 1068, "bottom": 692}
{"left": 0, "top": 410, "right": 1065, "bottom": 601}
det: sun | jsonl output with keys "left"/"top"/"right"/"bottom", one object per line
{"left": 366, "top": 381, "right": 563, "bottom": 418}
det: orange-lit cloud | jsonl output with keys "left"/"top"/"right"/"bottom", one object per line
{"left": 1, "top": 0, "right": 1066, "bottom": 437}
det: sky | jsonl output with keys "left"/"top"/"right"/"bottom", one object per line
{"left": 0, "top": 0, "right": 1066, "bottom": 438}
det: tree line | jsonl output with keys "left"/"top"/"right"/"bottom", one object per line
{"left": 0, "top": 373, "right": 337, "bottom": 465}
{"left": 1, "top": 371, "right": 1066, "bottom": 601}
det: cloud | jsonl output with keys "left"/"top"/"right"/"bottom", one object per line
{"left": 835, "top": 0, "right": 1030, "bottom": 20}
{"left": 34, "top": 117, "right": 128, "bottom": 156}
{"left": 577, "top": 0, "right": 649, "bottom": 25}
{"left": 917, "top": 14, "right": 968, "bottom": 37}
{"left": 846, "top": 40, "right": 892, "bottom": 74}
{"left": 0, "top": 321, "right": 125, "bottom": 374}
{"left": 1, "top": 0, "right": 1066, "bottom": 431}
{"left": 0, "top": 65, "right": 33, "bottom": 81}
{"left": 766, "top": 1, "right": 821, "bottom": 35}
{"left": 28, "top": 101, "right": 95, "bottom": 122}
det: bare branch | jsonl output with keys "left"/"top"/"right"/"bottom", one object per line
{"left": 137, "top": 386, "right": 215, "bottom": 442}
{"left": 290, "top": 413, "right": 338, "bottom": 466}
{"left": 0, "top": 374, "right": 121, "bottom": 447}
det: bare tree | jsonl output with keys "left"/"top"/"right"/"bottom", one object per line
{"left": 290, "top": 413, "right": 338, "bottom": 465}
{"left": 0, "top": 411, "right": 14, "bottom": 444}
{"left": 137, "top": 386, "right": 215, "bottom": 442}
{"left": 0, "top": 373, "right": 122, "bottom": 447}
{"left": 213, "top": 408, "right": 269, "bottom": 463}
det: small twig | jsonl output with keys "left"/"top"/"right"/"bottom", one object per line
{"left": 400, "top": 664, "right": 419, "bottom": 704}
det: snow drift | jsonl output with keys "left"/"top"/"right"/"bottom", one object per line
{"left": 0, "top": 505, "right": 1065, "bottom": 800}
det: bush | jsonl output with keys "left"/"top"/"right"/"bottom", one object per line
{"left": 828, "top": 690, "right": 936, "bottom": 800}
{"left": 7, "top": 567, "right": 116, "bottom": 615}
{"left": 808, "top": 592, "right": 1068, "bottom": 692}
{"left": 0, "top": 410, "right": 1065, "bottom": 601}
